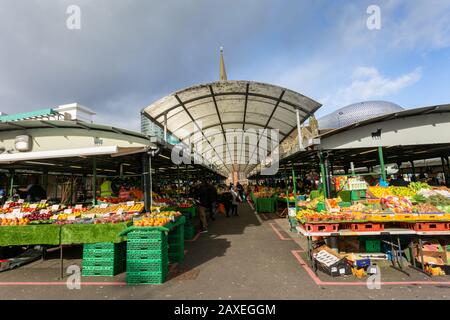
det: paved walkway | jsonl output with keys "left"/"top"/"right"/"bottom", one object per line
{"left": 0, "top": 203, "right": 449, "bottom": 299}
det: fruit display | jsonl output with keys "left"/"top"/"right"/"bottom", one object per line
{"left": 97, "top": 197, "right": 125, "bottom": 204}
{"left": 325, "top": 198, "right": 341, "bottom": 212}
{"left": 412, "top": 203, "right": 441, "bottom": 213}
{"left": 25, "top": 212, "right": 53, "bottom": 221}
{"left": 133, "top": 217, "right": 171, "bottom": 227}
{"left": 408, "top": 182, "right": 431, "bottom": 192}
{"left": 93, "top": 214, "right": 133, "bottom": 224}
{"left": 179, "top": 202, "right": 193, "bottom": 208}
{"left": 368, "top": 186, "right": 392, "bottom": 198}
{"left": 1, "top": 218, "right": 30, "bottom": 226}
{"left": 380, "top": 196, "right": 413, "bottom": 213}
{"left": 253, "top": 191, "right": 274, "bottom": 198}
{"left": 388, "top": 186, "right": 416, "bottom": 197}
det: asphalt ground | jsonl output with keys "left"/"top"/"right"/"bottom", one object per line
{"left": 0, "top": 203, "right": 448, "bottom": 299}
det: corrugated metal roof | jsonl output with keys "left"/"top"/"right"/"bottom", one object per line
{"left": 142, "top": 80, "right": 322, "bottom": 176}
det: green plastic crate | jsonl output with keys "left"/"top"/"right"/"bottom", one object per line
{"left": 126, "top": 271, "right": 167, "bottom": 285}
{"left": 339, "top": 202, "right": 352, "bottom": 208}
{"left": 83, "top": 242, "right": 117, "bottom": 250}
{"left": 127, "top": 249, "right": 168, "bottom": 260}
{"left": 83, "top": 249, "right": 125, "bottom": 259}
{"left": 184, "top": 225, "right": 196, "bottom": 240}
{"left": 126, "top": 259, "right": 169, "bottom": 273}
{"left": 127, "top": 238, "right": 168, "bottom": 251}
{"left": 127, "top": 230, "right": 167, "bottom": 240}
{"left": 316, "top": 202, "right": 325, "bottom": 212}
{"left": 365, "top": 239, "right": 381, "bottom": 253}
{"left": 82, "top": 265, "right": 124, "bottom": 277}
{"left": 82, "top": 258, "right": 125, "bottom": 268}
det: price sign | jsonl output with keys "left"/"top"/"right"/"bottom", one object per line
{"left": 12, "top": 208, "right": 21, "bottom": 214}
{"left": 127, "top": 201, "right": 135, "bottom": 207}
{"left": 117, "top": 208, "right": 124, "bottom": 215}
{"left": 30, "top": 204, "right": 38, "bottom": 209}
{"left": 39, "top": 209, "right": 49, "bottom": 215}
{"left": 67, "top": 215, "right": 76, "bottom": 221}
{"left": 18, "top": 199, "right": 24, "bottom": 204}
{"left": 3, "top": 204, "right": 9, "bottom": 209}
{"left": 0, "top": 214, "right": 5, "bottom": 219}
{"left": 100, "top": 203, "right": 108, "bottom": 209}
{"left": 83, "top": 214, "right": 95, "bottom": 219}
{"left": 52, "top": 205, "right": 60, "bottom": 211}
{"left": 75, "top": 204, "right": 83, "bottom": 210}
{"left": 64, "top": 209, "right": 73, "bottom": 214}
{"left": 40, "top": 200, "right": 47, "bottom": 204}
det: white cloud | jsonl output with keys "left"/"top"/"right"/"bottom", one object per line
{"left": 321, "top": 66, "right": 422, "bottom": 108}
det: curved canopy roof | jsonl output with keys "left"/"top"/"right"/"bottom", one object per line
{"left": 142, "top": 80, "right": 321, "bottom": 176}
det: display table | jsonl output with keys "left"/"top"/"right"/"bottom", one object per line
{"left": 61, "top": 222, "right": 131, "bottom": 245}
{"left": 0, "top": 225, "right": 61, "bottom": 246}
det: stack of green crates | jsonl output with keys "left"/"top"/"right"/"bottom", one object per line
{"left": 184, "top": 218, "right": 196, "bottom": 240}
{"left": 168, "top": 226, "right": 184, "bottom": 263}
{"left": 126, "top": 230, "right": 169, "bottom": 285}
{"left": 82, "top": 242, "right": 126, "bottom": 277}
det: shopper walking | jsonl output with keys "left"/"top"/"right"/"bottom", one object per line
{"left": 195, "top": 181, "right": 213, "bottom": 233}
{"left": 221, "top": 189, "right": 233, "bottom": 218}
{"left": 207, "top": 182, "right": 218, "bottom": 221}
{"left": 230, "top": 186, "right": 241, "bottom": 217}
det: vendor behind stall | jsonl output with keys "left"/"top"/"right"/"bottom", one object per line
{"left": 19, "top": 176, "right": 46, "bottom": 202}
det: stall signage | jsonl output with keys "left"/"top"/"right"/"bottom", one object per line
{"left": 51, "top": 205, "right": 60, "bottom": 211}
{"left": 100, "top": 203, "right": 108, "bottom": 209}
{"left": 12, "top": 208, "right": 21, "bottom": 214}
{"left": 39, "top": 209, "right": 49, "bottom": 215}
{"left": 127, "top": 201, "right": 135, "bottom": 207}
{"left": 18, "top": 199, "right": 24, "bottom": 204}
{"left": 64, "top": 209, "right": 73, "bottom": 214}
{"left": 75, "top": 204, "right": 83, "bottom": 210}
{"left": 30, "top": 204, "right": 38, "bottom": 209}
{"left": 40, "top": 200, "right": 47, "bottom": 204}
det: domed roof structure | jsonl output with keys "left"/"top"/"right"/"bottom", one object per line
{"left": 318, "top": 101, "right": 404, "bottom": 129}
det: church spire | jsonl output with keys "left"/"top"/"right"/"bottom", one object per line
{"left": 219, "top": 47, "right": 227, "bottom": 81}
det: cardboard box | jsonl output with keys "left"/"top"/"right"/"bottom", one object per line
{"left": 313, "top": 245, "right": 352, "bottom": 277}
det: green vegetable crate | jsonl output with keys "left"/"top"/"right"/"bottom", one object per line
{"left": 184, "top": 223, "right": 196, "bottom": 240}
{"left": 82, "top": 242, "right": 126, "bottom": 277}
{"left": 126, "top": 230, "right": 170, "bottom": 285}
{"left": 168, "top": 226, "right": 184, "bottom": 263}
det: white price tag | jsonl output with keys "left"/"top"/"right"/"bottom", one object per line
{"left": 83, "top": 214, "right": 95, "bottom": 219}
{"left": 64, "top": 209, "right": 73, "bottom": 214}
{"left": 0, "top": 214, "right": 5, "bottom": 219}
{"left": 67, "top": 215, "right": 76, "bottom": 221}
{"left": 30, "top": 204, "right": 38, "bottom": 209}
{"left": 2, "top": 204, "right": 9, "bottom": 209}
{"left": 18, "top": 199, "right": 24, "bottom": 204}
{"left": 75, "top": 204, "right": 83, "bottom": 210}
{"left": 39, "top": 209, "right": 49, "bottom": 215}
{"left": 117, "top": 208, "right": 124, "bottom": 215}
{"left": 100, "top": 203, "right": 108, "bottom": 209}
{"left": 5, "top": 214, "right": 13, "bottom": 219}
{"left": 126, "top": 201, "right": 135, "bottom": 207}
{"left": 12, "top": 208, "right": 21, "bottom": 214}
{"left": 51, "top": 205, "right": 60, "bottom": 211}
{"left": 40, "top": 200, "right": 47, "bottom": 204}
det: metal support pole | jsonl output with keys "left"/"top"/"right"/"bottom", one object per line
{"left": 441, "top": 156, "right": 447, "bottom": 185}
{"left": 149, "top": 155, "right": 153, "bottom": 211}
{"left": 92, "top": 158, "right": 97, "bottom": 205}
{"left": 142, "top": 153, "right": 150, "bottom": 212}
{"left": 164, "top": 112, "right": 168, "bottom": 143}
{"left": 319, "top": 152, "right": 328, "bottom": 198}
{"left": 296, "top": 109, "right": 303, "bottom": 152}
{"left": 378, "top": 146, "right": 387, "bottom": 181}
{"left": 324, "top": 155, "right": 332, "bottom": 198}
{"left": 9, "top": 171, "right": 14, "bottom": 198}
{"left": 292, "top": 164, "right": 297, "bottom": 215}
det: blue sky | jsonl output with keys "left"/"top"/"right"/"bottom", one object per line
{"left": 0, "top": 0, "right": 449, "bottom": 128}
